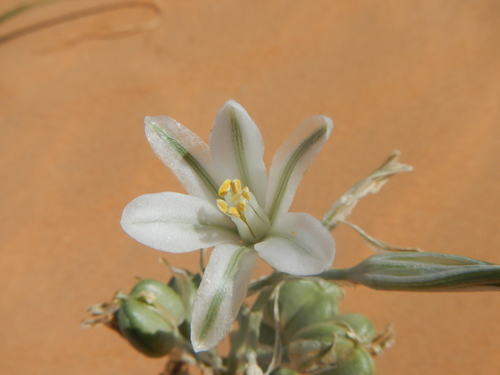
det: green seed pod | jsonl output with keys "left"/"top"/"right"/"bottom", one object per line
{"left": 117, "top": 297, "right": 177, "bottom": 357}
{"left": 288, "top": 322, "right": 355, "bottom": 372}
{"left": 288, "top": 322, "right": 375, "bottom": 375}
{"left": 321, "top": 346, "right": 375, "bottom": 375}
{"left": 263, "top": 279, "right": 343, "bottom": 342}
{"left": 333, "top": 314, "right": 376, "bottom": 344}
{"left": 131, "top": 279, "right": 185, "bottom": 325}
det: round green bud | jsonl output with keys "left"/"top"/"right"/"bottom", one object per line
{"left": 263, "top": 279, "right": 343, "bottom": 342}
{"left": 333, "top": 314, "right": 376, "bottom": 344}
{"left": 117, "top": 297, "right": 177, "bottom": 357}
{"left": 288, "top": 322, "right": 355, "bottom": 369}
{"left": 131, "top": 279, "right": 185, "bottom": 325}
{"left": 322, "top": 346, "right": 375, "bottom": 375}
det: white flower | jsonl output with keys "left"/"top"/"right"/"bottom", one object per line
{"left": 121, "top": 101, "right": 336, "bottom": 352}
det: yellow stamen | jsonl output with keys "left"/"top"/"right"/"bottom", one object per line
{"left": 237, "top": 201, "right": 246, "bottom": 212}
{"left": 230, "top": 179, "right": 242, "bottom": 195}
{"left": 217, "top": 199, "right": 228, "bottom": 213}
{"left": 242, "top": 187, "right": 251, "bottom": 200}
{"left": 228, "top": 207, "right": 240, "bottom": 218}
{"left": 218, "top": 179, "right": 232, "bottom": 197}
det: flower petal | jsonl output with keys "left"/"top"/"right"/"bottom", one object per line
{"left": 121, "top": 192, "right": 240, "bottom": 253}
{"left": 265, "top": 116, "right": 333, "bottom": 222}
{"left": 209, "top": 101, "right": 267, "bottom": 205}
{"left": 145, "top": 116, "right": 220, "bottom": 202}
{"left": 191, "top": 243, "right": 258, "bottom": 352}
{"left": 255, "top": 212, "right": 335, "bottom": 275}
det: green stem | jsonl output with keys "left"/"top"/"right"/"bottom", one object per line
{"left": 226, "top": 273, "right": 285, "bottom": 375}
{"left": 247, "top": 272, "right": 285, "bottom": 296}
{"left": 316, "top": 268, "right": 351, "bottom": 282}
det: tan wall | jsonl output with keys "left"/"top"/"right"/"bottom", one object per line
{"left": 1, "top": 1, "right": 500, "bottom": 374}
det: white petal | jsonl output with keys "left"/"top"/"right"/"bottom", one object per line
{"left": 191, "top": 243, "right": 258, "bottom": 351}
{"left": 121, "top": 192, "right": 240, "bottom": 253}
{"left": 265, "top": 116, "right": 333, "bottom": 222}
{"left": 255, "top": 212, "right": 335, "bottom": 275}
{"left": 209, "top": 101, "right": 267, "bottom": 205}
{"left": 145, "top": 116, "right": 220, "bottom": 202}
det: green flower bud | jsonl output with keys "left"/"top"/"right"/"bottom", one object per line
{"left": 131, "top": 279, "right": 185, "bottom": 325}
{"left": 320, "top": 252, "right": 500, "bottom": 292}
{"left": 117, "top": 297, "right": 177, "bottom": 357}
{"left": 263, "top": 279, "right": 343, "bottom": 342}
{"left": 333, "top": 314, "right": 375, "bottom": 344}
{"left": 288, "top": 322, "right": 375, "bottom": 375}
{"left": 321, "top": 347, "right": 375, "bottom": 375}
{"left": 288, "top": 322, "right": 355, "bottom": 372}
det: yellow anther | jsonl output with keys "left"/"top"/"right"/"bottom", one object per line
{"left": 228, "top": 207, "right": 240, "bottom": 218}
{"left": 217, "top": 199, "right": 228, "bottom": 213}
{"left": 237, "top": 201, "right": 246, "bottom": 212}
{"left": 218, "top": 179, "right": 232, "bottom": 197}
{"left": 230, "top": 179, "right": 242, "bottom": 195}
{"left": 242, "top": 187, "right": 251, "bottom": 200}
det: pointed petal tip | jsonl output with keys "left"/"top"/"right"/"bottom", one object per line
{"left": 191, "top": 339, "right": 210, "bottom": 353}
{"left": 314, "top": 115, "right": 334, "bottom": 133}
{"left": 222, "top": 99, "right": 242, "bottom": 110}
{"left": 144, "top": 115, "right": 162, "bottom": 127}
{"left": 143, "top": 115, "right": 160, "bottom": 134}
{"left": 217, "top": 100, "right": 249, "bottom": 118}
{"left": 143, "top": 115, "right": 169, "bottom": 130}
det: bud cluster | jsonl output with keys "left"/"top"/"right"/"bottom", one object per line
{"left": 260, "top": 279, "right": 382, "bottom": 375}
{"left": 84, "top": 273, "right": 390, "bottom": 375}
{"left": 117, "top": 279, "right": 186, "bottom": 357}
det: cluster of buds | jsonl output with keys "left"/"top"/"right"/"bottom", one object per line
{"left": 258, "top": 279, "right": 391, "bottom": 375}
{"left": 84, "top": 273, "right": 392, "bottom": 375}
{"left": 116, "top": 279, "right": 187, "bottom": 357}
{"left": 83, "top": 269, "right": 202, "bottom": 362}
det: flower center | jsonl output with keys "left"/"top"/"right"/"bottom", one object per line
{"left": 217, "top": 179, "right": 271, "bottom": 243}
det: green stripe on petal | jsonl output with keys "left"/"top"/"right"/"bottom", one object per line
{"left": 267, "top": 126, "right": 328, "bottom": 223}
{"left": 230, "top": 111, "right": 251, "bottom": 189}
{"left": 199, "top": 246, "right": 247, "bottom": 339}
{"left": 191, "top": 244, "right": 258, "bottom": 352}
{"left": 210, "top": 101, "right": 268, "bottom": 205}
{"left": 151, "top": 124, "right": 220, "bottom": 198}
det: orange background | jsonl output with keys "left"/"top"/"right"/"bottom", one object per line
{"left": 1, "top": 1, "right": 500, "bottom": 374}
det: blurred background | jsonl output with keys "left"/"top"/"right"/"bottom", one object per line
{"left": 1, "top": 1, "right": 500, "bottom": 374}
